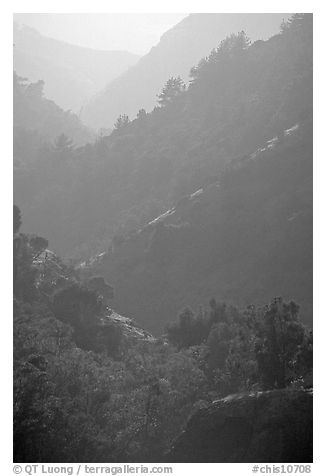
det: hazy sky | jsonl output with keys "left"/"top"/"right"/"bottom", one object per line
{"left": 13, "top": 13, "right": 187, "bottom": 55}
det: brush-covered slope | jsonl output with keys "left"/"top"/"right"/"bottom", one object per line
{"left": 82, "top": 13, "right": 291, "bottom": 129}
{"left": 89, "top": 120, "right": 312, "bottom": 333}
{"left": 14, "top": 23, "right": 139, "bottom": 113}
{"left": 14, "top": 15, "right": 312, "bottom": 268}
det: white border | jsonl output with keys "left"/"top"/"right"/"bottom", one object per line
{"left": 2, "top": 2, "right": 323, "bottom": 474}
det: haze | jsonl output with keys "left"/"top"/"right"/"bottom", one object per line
{"left": 13, "top": 13, "right": 187, "bottom": 54}
{"left": 13, "top": 13, "right": 313, "bottom": 464}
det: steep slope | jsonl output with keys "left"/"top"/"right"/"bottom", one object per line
{"left": 89, "top": 120, "right": 313, "bottom": 333}
{"left": 14, "top": 23, "right": 139, "bottom": 113}
{"left": 30, "top": 244, "right": 156, "bottom": 353}
{"left": 82, "top": 13, "right": 291, "bottom": 129}
{"left": 14, "top": 15, "right": 312, "bottom": 266}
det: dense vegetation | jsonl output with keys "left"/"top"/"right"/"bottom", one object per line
{"left": 14, "top": 207, "right": 312, "bottom": 462}
{"left": 13, "top": 14, "right": 313, "bottom": 462}
{"left": 14, "top": 14, "right": 312, "bottom": 258}
{"left": 81, "top": 13, "right": 290, "bottom": 129}
{"left": 90, "top": 113, "right": 312, "bottom": 333}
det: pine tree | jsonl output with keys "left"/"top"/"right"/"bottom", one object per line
{"left": 157, "top": 76, "right": 186, "bottom": 107}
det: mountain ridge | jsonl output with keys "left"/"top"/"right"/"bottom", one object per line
{"left": 14, "top": 23, "right": 140, "bottom": 113}
{"left": 82, "top": 13, "right": 291, "bottom": 129}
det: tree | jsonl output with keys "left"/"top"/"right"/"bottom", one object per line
{"left": 137, "top": 109, "right": 147, "bottom": 120}
{"left": 167, "top": 306, "right": 209, "bottom": 349}
{"left": 280, "top": 13, "right": 312, "bottom": 36}
{"left": 29, "top": 235, "right": 49, "bottom": 259}
{"left": 114, "top": 114, "right": 130, "bottom": 131}
{"left": 157, "top": 76, "right": 186, "bottom": 107}
{"left": 254, "top": 298, "right": 307, "bottom": 389}
{"left": 189, "top": 31, "right": 250, "bottom": 83}
{"left": 52, "top": 283, "right": 101, "bottom": 329}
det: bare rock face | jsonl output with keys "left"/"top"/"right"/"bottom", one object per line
{"left": 167, "top": 389, "right": 312, "bottom": 463}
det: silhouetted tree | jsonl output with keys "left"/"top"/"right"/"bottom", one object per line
{"left": 157, "top": 76, "right": 186, "bottom": 107}
{"left": 137, "top": 108, "right": 147, "bottom": 120}
{"left": 114, "top": 114, "right": 130, "bottom": 130}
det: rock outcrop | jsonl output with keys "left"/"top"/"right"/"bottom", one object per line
{"left": 99, "top": 310, "right": 156, "bottom": 344}
{"left": 167, "top": 388, "right": 312, "bottom": 462}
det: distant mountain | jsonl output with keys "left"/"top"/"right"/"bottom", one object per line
{"left": 14, "top": 15, "right": 312, "bottom": 290}
{"left": 13, "top": 14, "right": 313, "bottom": 465}
{"left": 13, "top": 23, "right": 140, "bottom": 113}
{"left": 81, "top": 13, "right": 291, "bottom": 129}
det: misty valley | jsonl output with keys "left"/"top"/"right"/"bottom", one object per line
{"left": 13, "top": 13, "right": 313, "bottom": 463}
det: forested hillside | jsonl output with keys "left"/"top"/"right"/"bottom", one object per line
{"left": 82, "top": 13, "right": 290, "bottom": 129}
{"left": 13, "top": 206, "right": 312, "bottom": 462}
{"left": 14, "top": 14, "right": 312, "bottom": 265}
{"left": 90, "top": 120, "right": 312, "bottom": 333}
{"left": 14, "top": 23, "right": 139, "bottom": 113}
{"left": 13, "top": 72, "right": 94, "bottom": 157}
{"left": 13, "top": 13, "right": 313, "bottom": 464}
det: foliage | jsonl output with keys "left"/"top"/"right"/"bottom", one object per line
{"left": 52, "top": 284, "right": 101, "bottom": 327}
{"left": 13, "top": 210, "right": 312, "bottom": 462}
{"left": 13, "top": 16, "right": 313, "bottom": 462}
{"left": 114, "top": 114, "right": 130, "bottom": 131}
{"left": 157, "top": 76, "right": 186, "bottom": 107}
{"left": 29, "top": 235, "right": 49, "bottom": 258}
{"left": 14, "top": 15, "right": 312, "bottom": 270}
{"left": 166, "top": 297, "right": 312, "bottom": 395}
{"left": 166, "top": 307, "right": 210, "bottom": 350}
{"left": 254, "top": 298, "right": 308, "bottom": 389}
